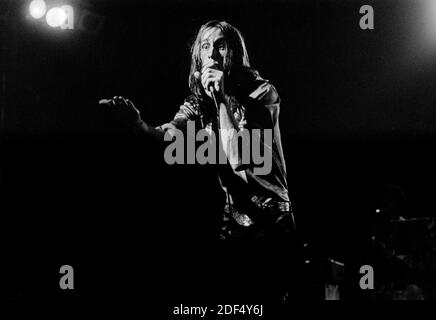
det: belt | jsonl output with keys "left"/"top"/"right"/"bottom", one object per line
{"left": 250, "top": 195, "right": 292, "bottom": 213}
{"left": 223, "top": 195, "right": 293, "bottom": 228}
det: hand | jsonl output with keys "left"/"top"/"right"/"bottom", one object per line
{"left": 99, "top": 96, "right": 142, "bottom": 126}
{"left": 201, "top": 61, "right": 225, "bottom": 99}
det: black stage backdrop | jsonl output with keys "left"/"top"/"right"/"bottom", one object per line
{"left": 2, "top": 0, "right": 436, "bottom": 306}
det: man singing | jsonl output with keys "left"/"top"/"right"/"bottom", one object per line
{"left": 101, "top": 20, "right": 298, "bottom": 302}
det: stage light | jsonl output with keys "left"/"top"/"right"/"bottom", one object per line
{"left": 407, "top": 0, "right": 436, "bottom": 66}
{"left": 424, "top": 0, "right": 436, "bottom": 41}
{"left": 29, "top": 0, "right": 47, "bottom": 19}
{"left": 46, "top": 7, "right": 67, "bottom": 28}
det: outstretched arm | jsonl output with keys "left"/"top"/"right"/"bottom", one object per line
{"left": 99, "top": 96, "right": 166, "bottom": 141}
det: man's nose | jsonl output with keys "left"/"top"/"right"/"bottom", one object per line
{"left": 208, "top": 47, "right": 220, "bottom": 61}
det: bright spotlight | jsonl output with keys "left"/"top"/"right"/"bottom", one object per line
{"left": 29, "top": 0, "right": 47, "bottom": 19}
{"left": 46, "top": 7, "right": 67, "bottom": 28}
{"left": 424, "top": 0, "right": 436, "bottom": 42}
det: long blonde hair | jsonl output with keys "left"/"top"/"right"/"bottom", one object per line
{"left": 188, "top": 20, "right": 252, "bottom": 97}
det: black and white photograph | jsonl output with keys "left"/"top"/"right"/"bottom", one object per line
{"left": 2, "top": 0, "right": 436, "bottom": 313}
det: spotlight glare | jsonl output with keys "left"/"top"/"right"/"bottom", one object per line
{"left": 46, "top": 7, "right": 67, "bottom": 28}
{"left": 29, "top": 0, "right": 47, "bottom": 19}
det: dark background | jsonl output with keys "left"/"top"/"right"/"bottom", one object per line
{"left": 2, "top": 0, "right": 436, "bottom": 304}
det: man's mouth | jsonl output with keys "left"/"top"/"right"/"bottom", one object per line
{"left": 203, "top": 61, "right": 222, "bottom": 70}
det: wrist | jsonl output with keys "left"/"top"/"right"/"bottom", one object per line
{"left": 131, "top": 118, "right": 145, "bottom": 130}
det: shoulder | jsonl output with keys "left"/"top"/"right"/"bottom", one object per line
{"left": 248, "top": 79, "right": 280, "bottom": 105}
{"left": 236, "top": 68, "right": 279, "bottom": 105}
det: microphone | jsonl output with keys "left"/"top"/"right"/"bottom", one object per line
{"left": 194, "top": 71, "right": 219, "bottom": 110}
{"left": 194, "top": 71, "right": 215, "bottom": 93}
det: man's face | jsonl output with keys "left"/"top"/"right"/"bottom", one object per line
{"left": 200, "top": 27, "right": 228, "bottom": 70}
